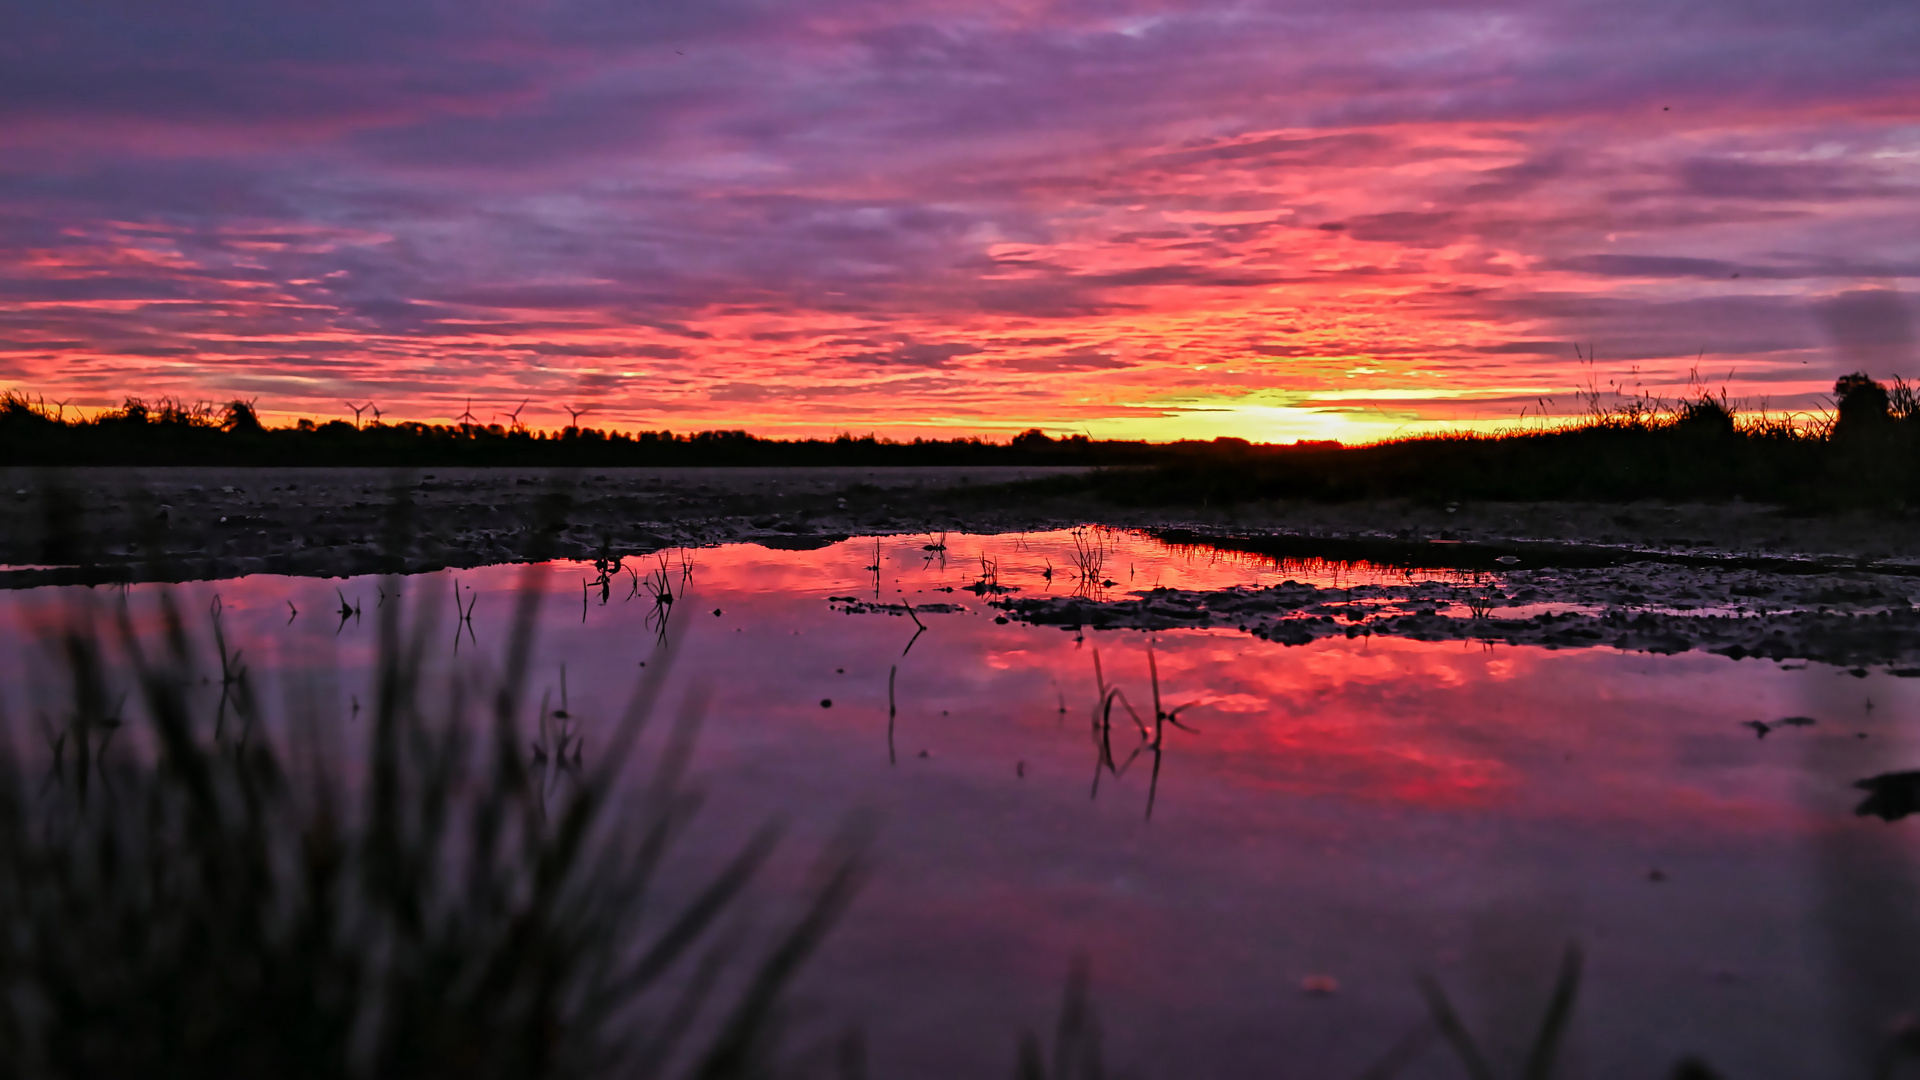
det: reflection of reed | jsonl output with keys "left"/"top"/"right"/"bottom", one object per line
{"left": 451, "top": 574, "right": 477, "bottom": 649}
{"left": 620, "top": 549, "right": 695, "bottom": 646}
{"left": 920, "top": 531, "right": 948, "bottom": 571}
{"left": 863, "top": 537, "right": 882, "bottom": 600}
{"left": 333, "top": 587, "right": 361, "bottom": 633}
{"left": 1085, "top": 642, "right": 1198, "bottom": 821}
{"left": 901, "top": 601, "right": 926, "bottom": 657}
{"left": 209, "top": 594, "right": 251, "bottom": 742}
{"left": 887, "top": 664, "right": 898, "bottom": 766}
{"left": 1149, "top": 532, "right": 1486, "bottom": 592}
{"left": 585, "top": 551, "right": 622, "bottom": 611}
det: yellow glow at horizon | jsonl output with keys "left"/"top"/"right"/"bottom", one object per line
{"left": 1071, "top": 403, "right": 1544, "bottom": 445}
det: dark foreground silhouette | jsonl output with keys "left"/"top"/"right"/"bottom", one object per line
{"left": 6, "top": 375, "right": 1916, "bottom": 509}
{"left": 1, "top": 576, "right": 868, "bottom": 1080}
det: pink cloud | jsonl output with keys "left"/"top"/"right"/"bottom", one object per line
{"left": 1, "top": 0, "right": 1916, "bottom": 437}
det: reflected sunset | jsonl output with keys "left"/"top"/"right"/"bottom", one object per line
{"left": 6, "top": 533, "right": 1902, "bottom": 1075}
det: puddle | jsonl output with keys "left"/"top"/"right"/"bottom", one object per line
{"left": 6, "top": 530, "right": 1920, "bottom": 1078}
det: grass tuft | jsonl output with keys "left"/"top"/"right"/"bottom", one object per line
{"left": 0, "top": 574, "right": 864, "bottom": 1079}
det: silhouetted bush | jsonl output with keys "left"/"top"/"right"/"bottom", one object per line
{"left": 1674, "top": 393, "right": 1737, "bottom": 440}
{"left": 221, "top": 399, "right": 265, "bottom": 434}
{"left": 1835, "top": 372, "right": 1893, "bottom": 438}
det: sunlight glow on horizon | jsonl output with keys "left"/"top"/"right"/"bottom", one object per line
{"left": 1, "top": 1, "right": 1915, "bottom": 439}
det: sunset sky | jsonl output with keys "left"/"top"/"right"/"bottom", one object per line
{"left": 3, "top": 0, "right": 1917, "bottom": 442}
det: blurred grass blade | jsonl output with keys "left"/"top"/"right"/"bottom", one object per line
{"left": 1416, "top": 973, "right": 1497, "bottom": 1080}
{"left": 1521, "top": 944, "right": 1582, "bottom": 1080}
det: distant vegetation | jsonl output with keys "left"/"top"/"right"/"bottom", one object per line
{"left": 6, "top": 375, "right": 1918, "bottom": 508}
{"left": 1016, "top": 373, "right": 1920, "bottom": 510}
{"left": 0, "top": 393, "right": 1174, "bottom": 468}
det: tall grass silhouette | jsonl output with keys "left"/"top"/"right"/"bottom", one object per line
{"left": 0, "top": 574, "right": 867, "bottom": 1079}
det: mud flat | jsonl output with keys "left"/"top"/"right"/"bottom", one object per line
{"left": 8, "top": 465, "right": 1920, "bottom": 582}
{"left": 0, "top": 465, "right": 1090, "bottom": 585}
{"left": 986, "top": 570, "right": 1920, "bottom": 672}
{"left": 975, "top": 522, "right": 1920, "bottom": 671}
{"left": 7, "top": 464, "right": 1920, "bottom": 671}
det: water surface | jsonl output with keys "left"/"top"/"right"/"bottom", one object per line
{"left": 6, "top": 529, "right": 1917, "bottom": 1079}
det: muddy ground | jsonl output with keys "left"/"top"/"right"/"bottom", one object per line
{"left": 0, "top": 465, "right": 1090, "bottom": 584}
{"left": 5, "top": 464, "right": 1918, "bottom": 670}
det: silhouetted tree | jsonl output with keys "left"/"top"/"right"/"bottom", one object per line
{"left": 221, "top": 399, "right": 264, "bottom": 434}
{"left": 1834, "top": 372, "right": 1891, "bottom": 437}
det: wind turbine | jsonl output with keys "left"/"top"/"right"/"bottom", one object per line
{"left": 345, "top": 401, "right": 369, "bottom": 428}
{"left": 563, "top": 404, "right": 589, "bottom": 429}
{"left": 456, "top": 398, "right": 481, "bottom": 427}
{"left": 499, "top": 398, "right": 530, "bottom": 432}
{"left": 368, "top": 402, "right": 382, "bottom": 424}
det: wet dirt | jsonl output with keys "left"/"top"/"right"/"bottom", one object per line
{"left": 7, "top": 465, "right": 1918, "bottom": 670}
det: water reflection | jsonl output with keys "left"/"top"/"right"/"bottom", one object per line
{"left": 4, "top": 531, "right": 1920, "bottom": 1078}
{"left": 1086, "top": 643, "right": 1200, "bottom": 821}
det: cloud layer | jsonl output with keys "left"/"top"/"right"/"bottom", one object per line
{"left": 3, "top": 0, "right": 1917, "bottom": 438}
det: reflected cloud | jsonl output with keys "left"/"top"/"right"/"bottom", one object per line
{"left": 6, "top": 531, "right": 1920, "bottom": 1071}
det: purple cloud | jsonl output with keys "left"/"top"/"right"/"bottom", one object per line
{"left": 0, "top": 0, "right": 1915, "bottom": 433}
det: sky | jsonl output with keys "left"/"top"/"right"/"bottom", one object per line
{"left": 2, "top": 0, "right": 1917, "bottom": 442}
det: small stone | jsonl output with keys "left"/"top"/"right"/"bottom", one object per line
{"left": 1301, "top": 975, "right": 1339, "bottom": 997}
